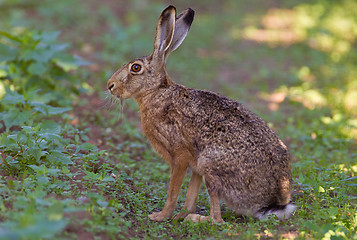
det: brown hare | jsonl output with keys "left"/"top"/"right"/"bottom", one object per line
{"left": 107, "top": 5, "right": 295, "bottom": 223}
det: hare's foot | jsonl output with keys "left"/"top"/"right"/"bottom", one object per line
{"left": 184, "top": 214, "right": 224, "bottom": 223}
{"left": 184, "top": 213, "right": 207, "bottom": 222}
{"left": 173, "top": 210, "right": 190, "bottom": 220}
{"left": 148, "top": 211, "right": 171, "bottom": 222}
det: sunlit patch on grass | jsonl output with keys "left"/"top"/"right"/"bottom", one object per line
{"left": 278, "top": 84, "right": 327, "bottom": 110}
{"left": 0, "top": 81, "right": 5, "bottom": 99}
{"left": 234, "top": 2, "right": 357, "bottom": 60}
{"left": 232, "top": 8, "right": 305, "bottom": 45}
{"left": 281, "top": 231, "right": 299, "bottom": 240}
{"left": 241, "top": 27, "right": 304, "bottom": 46}
{"left": 321, "top": 114, "right": 357, "bottom": 139}
{"left": 344, "top": 90, "right": 357, "bottom": 112}
{"left": 259, "top": 91, "right": 286, "bottom": 111}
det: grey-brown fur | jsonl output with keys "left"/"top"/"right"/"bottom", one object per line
{"left": 107, "top": 5, "right": 295, "bottom": 222}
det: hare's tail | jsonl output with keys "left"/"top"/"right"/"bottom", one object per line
{"left": 255, "top": 203, "right": 296, "bottom": 220}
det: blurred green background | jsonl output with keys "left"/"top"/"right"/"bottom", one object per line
{"left": 0, "top": 0, "right": 356, "bottom": 239}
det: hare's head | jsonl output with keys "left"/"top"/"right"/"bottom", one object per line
{"left": 107, "top": 6, "right": 194, "bottom": 100}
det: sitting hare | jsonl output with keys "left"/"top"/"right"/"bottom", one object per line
{"left": 107, "top": 5, "right": 295, "bottom": 223}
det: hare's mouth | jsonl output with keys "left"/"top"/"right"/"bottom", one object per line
{"left": 107, "top": 87, "right": 121, "bottom": 99}
{"left": 110, "top": 91, "right": 123, "bottom": 100}
{"left": 109, "top": 89, "right": 132, "bottom": 100}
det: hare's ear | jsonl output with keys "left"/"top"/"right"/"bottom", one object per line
{"left": 153, "top": 5, "right": 176, "bottom": 64}
{"left": 166, "top": 8, "right": 194, "bottom": 55}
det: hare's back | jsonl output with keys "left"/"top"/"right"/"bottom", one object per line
{"left": 155, "top": 85, "right": 289, "bottom": 164}
{"left": 170, "top": 87, "right": 289, "bottom": 167}
{"left": 179, "top": 88, "right": 281, "bottom": 146}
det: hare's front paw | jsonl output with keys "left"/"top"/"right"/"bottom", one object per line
{"left": 148, "top": 211, "right": 171, "bottom": 221}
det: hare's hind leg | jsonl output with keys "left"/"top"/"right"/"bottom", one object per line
{"left": 174, "top": 171, "right": 202, "bottom": 220}
{"left": 184, "top": 175, "right": 224, "bottom": 223}
{"left": 184, "top": 191, "right": 224, "bottom": 223}
{"left": 207, "top": 191, "right": 224, "bottom": 223}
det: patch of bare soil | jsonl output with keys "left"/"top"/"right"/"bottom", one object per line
{"left": 64, "top": 211, "right": 94, "bottom": 240}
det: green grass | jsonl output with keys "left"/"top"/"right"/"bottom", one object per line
{"left": 0, "top": 0, "right": 357, "bottom": 239}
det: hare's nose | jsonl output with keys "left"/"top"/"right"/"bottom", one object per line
{"left": 107, "top": 80, "right": 115, "bottom": 92}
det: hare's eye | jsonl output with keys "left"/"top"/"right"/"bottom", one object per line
{"left": 131, "top": 64, "right": 142, "bottom": 73}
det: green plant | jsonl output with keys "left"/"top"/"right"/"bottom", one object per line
{"left": 0, "top": 89, "right": 73, "bottom": 174}
{"left": 1, "top": 0, "right": 357, "bottom": 239}
{"left": 0, "top": 29, "right": 88, "bottom": 106}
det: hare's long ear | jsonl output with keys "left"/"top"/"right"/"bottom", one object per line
{"left": 166, "top": 8, "right": 194, "bottom": 56}
{"left": 152, "top": 5, "right": 176, "bottom": 64}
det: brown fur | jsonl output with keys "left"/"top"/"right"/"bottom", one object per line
{"left": 107, "top": 5, "right": 295, "bottom": 223}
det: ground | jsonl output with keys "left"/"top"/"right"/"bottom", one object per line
{"left": 0, "top": 0, "right": 356, "bottom": 239}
